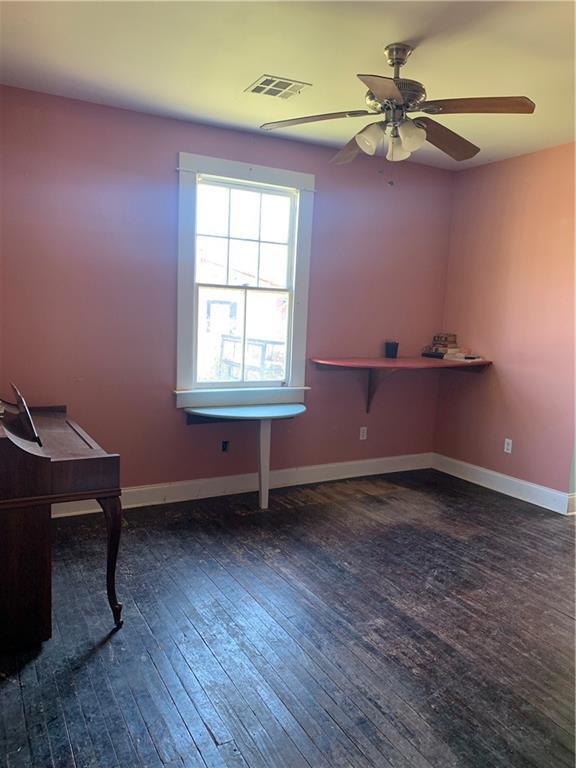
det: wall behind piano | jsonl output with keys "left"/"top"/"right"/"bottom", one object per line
{"left": 0, "top": 85, "right": 453, "bottom": 487}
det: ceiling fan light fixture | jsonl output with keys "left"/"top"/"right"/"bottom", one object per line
{"left": 398, "top": 118, "right": 427, "bottom": 152}
{"left": 354, "top": 122, "right": 385, "bottom": 155}
{"left": 386, "top": 135, "right": 411, "bottom": 162}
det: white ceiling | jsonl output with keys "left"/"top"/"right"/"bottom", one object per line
{"left": 1, "top": 1, "right": 574, "bottom": 169}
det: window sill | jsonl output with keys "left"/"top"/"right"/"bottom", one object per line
{"left": 175, "top": 386, "right": 310, "bottom": 409}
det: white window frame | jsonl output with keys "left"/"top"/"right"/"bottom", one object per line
{"left": 175, "top": 152, "right": 314, "bottom": 408}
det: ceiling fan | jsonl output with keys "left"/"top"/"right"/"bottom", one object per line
{"left": 260, "top": 43, "right": 535, "bottom": 163}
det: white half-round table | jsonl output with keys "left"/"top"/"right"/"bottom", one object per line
{"left": 185, "top": 404, "right": 306, "bottom": 510}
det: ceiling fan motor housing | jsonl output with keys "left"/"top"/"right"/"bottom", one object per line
{"left": 364, "top": 78, "right": 426, "bottom": 113}
{"left": 395, "top": 79, "right": 427, "bottom": 110}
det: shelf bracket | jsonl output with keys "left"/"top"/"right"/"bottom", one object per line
{"left": 366, "top": 369, "right": 377, "bottom": 413}
{"left": 366, "top": 368, "right": 398, "bottom": 413}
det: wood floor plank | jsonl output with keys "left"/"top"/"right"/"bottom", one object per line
{"left": 226, "top": 491, "right": 573, "bottom": 736}
{"left": 0, "top": 470, "right": 573, "bottom": 768}
{"left": 58, "top": 542, "right": 167, "bottom": 768}
{"left": 18, "top": 656, "right": 55, "bottom": 768}
{"left": 130, "top": 530, "right": 340, "bottom": 768}
{"left": 181, "top": 510, "right": 456, "bottom": 768}
{"left": 197, "top": 525, "right": 456, "bottom": 768}
{"left": 119, "top": 533, "right": 297, "bottom": 768}
{"left": 1, "top": 655, "right": 34, "bottom": 768}
{"left": 152, "top": 531, "right": 378, "bottom": 768}
{"left": 72, "top": 549, "right": 207, "bottom": 768}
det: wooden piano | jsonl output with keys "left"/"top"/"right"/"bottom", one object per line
{"left": 0, "top": 384, "right": 123, "bottom": 648}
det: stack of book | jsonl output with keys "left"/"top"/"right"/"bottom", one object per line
{"left": 422, "top": 333, "right": 460, "bottom": 359}
{"left": 422, "top": 333, "right": 483, "bottom": 361}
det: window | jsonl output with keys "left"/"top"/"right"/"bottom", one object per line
{"left": 176, "top": 153, "right": 314, "bottom": 407}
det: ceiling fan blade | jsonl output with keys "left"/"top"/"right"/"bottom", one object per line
{"left": 419, "top": 96, "right": 535, "bottom": 115}
{"left": 330, "top": 137, "right": 362, "bottom": 165}
{"left": 357, "top": 75, "right": 403, "bottom": 104}
{"left": 260, "top": 110, "right": 371, "bottom": 131}
{"left": 415, "top": 117, "right": 480, "bottom": 161}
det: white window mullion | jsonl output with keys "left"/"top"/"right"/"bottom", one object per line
{"left": 225, "top": 187, "right": 231, "bottom": 284}
{"left": 256, "top": 193, "right": 263, "bottom": 288}
{"left": 290, "top": 188, "right": 313, "bottom": 388}
{"left": 194, "top": 282, "right": 288, "bottom": 294}
{"left": 176, "top": 170, "right": 197, "bottom": 391}
{"left": 241, "top": 287, "right": 248, "bottom": 382}
{"left": 193, "top": 283, "right": 200, "bottom": 386}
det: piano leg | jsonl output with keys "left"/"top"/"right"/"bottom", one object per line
{"left": 97, "top": 496, "right": 123, "bottom": 628}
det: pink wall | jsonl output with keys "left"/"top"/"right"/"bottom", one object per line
{"left": 2, "top": 87, "right": 572, "bottom": 494}
{"left": 436, "top": 143, "right": 575, "bottom": 492}
{"left": 0, "top": 86, "right": 453, "bottom": 487}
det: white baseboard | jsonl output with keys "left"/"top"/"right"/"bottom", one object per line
{"left": 52, "top": 451, "right": 573, "bottom": 518}
{"left": 431, "top": 454, "right": 573, "bottom": 515}
{"left": 52, "top": 452, "right": 434, "bottom": 518}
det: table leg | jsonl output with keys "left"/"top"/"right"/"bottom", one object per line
{"left": 258, "top": 418, "right": 272, "bottom": 510}
{"left": 97, "top": 496, "right": 123, "bottom": 627}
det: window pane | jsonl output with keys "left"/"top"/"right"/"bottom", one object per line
{"left": 197, "top": 184, "right": 229, "bottom": 236}
{"left": 229, "top": 188, "right": 260, "bottom": 239}
{"left": 260, "top": 194, "right": 291, "bottom": 243}
{"left": 259, "top": 243, "right": 288, "bottom": 288}
{"left": 196, "top": 287, "right": 245, "bottom": 382}
{"left": 195, "top": 236, "right": 228, "bottom": 284}
{"left": 244, "top": 290, "right": 289, "bottom": 381}
{"left": 229, "top": 239, "right": 258, "bottom": 286}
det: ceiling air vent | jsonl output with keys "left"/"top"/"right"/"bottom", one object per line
{"left": 245, "top": 75, "right": 311, "bottom": 99}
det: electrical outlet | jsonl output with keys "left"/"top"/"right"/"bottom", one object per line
{"left": 359, "top": 426, "right": 368, "bottom": 441}
{"left": 504, "top": 438, "right": 512, "bottom": 454}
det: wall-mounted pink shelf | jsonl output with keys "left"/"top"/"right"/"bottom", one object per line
{"left": 311, "top": 356, "right": 492, "bottom": 413}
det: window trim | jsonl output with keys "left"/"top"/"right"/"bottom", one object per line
{"left": 175, "top": 152, "right": 314, "bottom": 408}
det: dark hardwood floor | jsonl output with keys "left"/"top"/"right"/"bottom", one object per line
{"left": 1, "top": 470, "right": 574, "bottom": 768}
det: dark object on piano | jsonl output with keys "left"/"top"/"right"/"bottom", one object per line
{"left": 0, "top": 384, "right": 123, "bottom": 649}
{"left": 6, "top": 382, "right": 43, "bottom": 444}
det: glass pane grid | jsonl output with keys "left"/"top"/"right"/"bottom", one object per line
{"left": 195, "top": 285, "right": 290, "bottom": 386}
{"left": 195, "top": 182, "right": 292, "bottom": 290}
{"left": 194, "top": 179, "right": 295, "bottom": 387}
{"left": 196, "top": 237, "right": 289, "bottom": 289}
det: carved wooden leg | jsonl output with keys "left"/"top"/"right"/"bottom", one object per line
{"left": 97, "top": 496, "right": 123, "bottom": 627}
